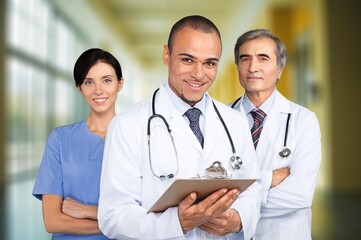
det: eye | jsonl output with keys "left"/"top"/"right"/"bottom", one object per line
{"left": 239, "top": 56, "right": 250, "bottom": 62}
{"left": 204, "top": 61, "right": 217, "bottom": 68}
{"left": 260, "top": 57, "right": 269, "bottom": 62}
{"left": 181, "top": 58, "right": 193, "bottom": 64}
{"left": 83, "top": 79, "right": 93, "bottom": 85}
{"left": 103, "top": 78, "right": 113, "bottom": 84}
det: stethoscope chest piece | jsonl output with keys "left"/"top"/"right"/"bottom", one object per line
{"left": 279, "top": 148, "right": 291, "bottom": 158}
{"left": 230, "top": 155, "right": 243, "bottom": 170}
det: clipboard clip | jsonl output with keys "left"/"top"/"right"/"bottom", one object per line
{"left": 203, "top": 161, "right": 230, "bottom": 179}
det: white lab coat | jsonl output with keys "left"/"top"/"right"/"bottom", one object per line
{"left": 98, "top": 83, "right": 262, "bottom": 240}
{"left": 232, "top": 90, "right": 321, "bottom": 240}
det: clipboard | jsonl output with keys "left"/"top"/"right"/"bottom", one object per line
{"left": 148, "top": 178, "right": 256, "bottom": 213}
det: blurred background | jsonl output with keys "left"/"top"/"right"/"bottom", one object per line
{"left": 1, "top": 0, "right": 360, "bottom": 239}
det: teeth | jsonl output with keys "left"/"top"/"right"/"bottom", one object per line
{"left": 94, "top": 98, "right": 106, "bottom": 103}
{"left": 189, "top": 82, "right": 201, "bottom": 87}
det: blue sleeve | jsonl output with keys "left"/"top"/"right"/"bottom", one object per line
{"left": 32, "top": 129, "right": 64, "bottom": 200}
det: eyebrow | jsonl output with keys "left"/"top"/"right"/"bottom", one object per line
{"left": 239, "top": 53, "right": 271, "bottom": 59}
{"left": 179, "top": 53, "right": 219, "bottom": 62}
{"left": 84, "top": 75, "right": 114, "bottom": 80}
{"left": 101, "top": 75, "right": 115, "bottom": 78}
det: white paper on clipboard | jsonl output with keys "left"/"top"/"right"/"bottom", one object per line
{"left": 148, "top": 178, "right": 256, "bottom": 213}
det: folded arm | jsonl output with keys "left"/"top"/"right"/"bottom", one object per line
{"left": 42, "top": 194, "right": 101, "bottom": 234}
{"left": 262, "top": 113, "right": 321, "bottom": 217}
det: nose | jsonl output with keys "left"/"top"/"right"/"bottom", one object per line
{"left": 190, "top": 63, "right": 204, "bottom": 80}
{"left": 94, "top": 82, "right": 103, "bottom": 95}
{"left": 249, "top": 59, "right": 260, "bottom": 73}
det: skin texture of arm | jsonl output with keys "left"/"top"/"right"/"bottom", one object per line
{"left": 271, "top": 167, "right": 290, "bottom": 188}
{"left": 62, "top": 197, "right": 98, "bottom": 220}
{"left": 178, "top": 188, "right": 242, "bottom": 235}
{"left": 42, "top": 194, "right": 101, "bottom": 234}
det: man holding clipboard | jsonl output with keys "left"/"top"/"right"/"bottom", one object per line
{"left": 98, "top": 15, "right": 262, "bottom": 240}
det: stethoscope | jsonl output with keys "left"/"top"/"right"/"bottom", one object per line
{"left": 231, "top": 96, "right": 292, "bottom": 158}
{"left": 147, "top": 88, "right": 243, "bottom": 180}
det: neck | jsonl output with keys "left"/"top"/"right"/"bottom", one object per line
{"left": 86, "top": 110, "right": 116, "bottom": 139}
{"left": 246, "top": 89, "right": 274, "bottom": 108}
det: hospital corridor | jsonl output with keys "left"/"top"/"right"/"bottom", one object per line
{"left": 0, "top": 0, "right": 360, "bottom": 239}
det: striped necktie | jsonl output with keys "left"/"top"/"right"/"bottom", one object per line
{"left": 184, "top": 108, "right": 204, "bottom": 148}
{"left": 250, "top": 108, "right": 266, "bottom": 149}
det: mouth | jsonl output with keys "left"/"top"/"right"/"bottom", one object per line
{"left": 247, "top": 75, "right": 262, "bottom": 80}
{"left": 186, "top": 81, "right": 205, "bottom": 89}
{"left": 93, "top": 97, "right": 108, "bottom": 104}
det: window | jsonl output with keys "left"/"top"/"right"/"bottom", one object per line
{"left": 5, "top": 0, "right": 89, "bottom": 239}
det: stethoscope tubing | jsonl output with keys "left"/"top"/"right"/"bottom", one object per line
{"left": 231, "top": 95, "right": 291, "bottom": 158}
{"left": 147, "top": 88, "right": 241, "bottom": 179}
{"left": 211, "top": 101, "right": 236, "bottom": 154}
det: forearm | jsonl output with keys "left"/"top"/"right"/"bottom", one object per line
{"left": 44, "top": 211, "right": 101, "bottom": 234}
{"left": 266, "top": 171, "right": 318, "bottom": 207}
{"left": 80, "top": 205, "right": 98, "bottom": 220}
{"left": 261, "top": 166, "right": 319, "bottom": 219}
{"left": 62, "top": 197, "right": 98, "bottom": 220}
{"left": 42, "top": 194, "right": 101, "bottom": 235}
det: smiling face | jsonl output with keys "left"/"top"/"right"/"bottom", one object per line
{"left": 78, "top": 61, "right": 123, "bottom": 115}
{"left": 236, "top": 37, "right": 283, "bottom": 101}
{"left": 162, "top": 27, "right": 222, "bottom": 106}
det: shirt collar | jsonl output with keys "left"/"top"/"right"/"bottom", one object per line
{"left": 242, "top": 89, "right": 276, "bottom": 115}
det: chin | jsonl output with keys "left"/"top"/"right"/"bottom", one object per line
{"left": 184, "top": 97, "right": 202, "bottom": 106}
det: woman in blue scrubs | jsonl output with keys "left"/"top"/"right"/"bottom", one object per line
{"left": 32, "top": 48, "right": 124, "bottom": 239}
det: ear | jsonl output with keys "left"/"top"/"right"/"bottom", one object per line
{"left": 118, "top": 77, "right": 124, "bottom": 92}
{"left": 162, "top": 45, "right": 170, "bottom": 66}
{"left": 77, "top": 86, "right": 83, "bottom": 93}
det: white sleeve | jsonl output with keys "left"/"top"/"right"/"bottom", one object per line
{"left": 98, "top": 116, "right": 186, "bottom": 240}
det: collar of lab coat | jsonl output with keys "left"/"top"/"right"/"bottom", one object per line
{"left": 235, "top": 89, "right": 292, "bottom": 152}
{"left": 235, "top": 89, "right": 291, "bottom": 115}
{"left": 154, "top": 84, "right": 225, "bottom": 154}
{"left": 260, "top": 90, "right": 293, "bottom": 153}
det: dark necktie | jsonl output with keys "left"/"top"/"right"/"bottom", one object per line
{"left": 250, "top": 108, "right": 266, "bottom": 149}
{"left": 184, "top": 108, "right": 204, "bottom": 148}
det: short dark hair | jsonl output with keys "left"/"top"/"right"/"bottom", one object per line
{"left": 167, "top": 15, "right": 222, "bottom": 53}
{"left": 73, "top": 48, "right": 123, "bottom": 87}
{"left": 234, "top": 29, "right": 286, "bottom": 69}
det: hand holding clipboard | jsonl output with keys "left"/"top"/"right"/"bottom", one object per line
{"left": 148, "top": 161, "right": 256, "bottom": 213}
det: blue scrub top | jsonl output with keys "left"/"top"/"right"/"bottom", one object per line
{"left": 32, "top": 120, "right": 110, "bottom": 240}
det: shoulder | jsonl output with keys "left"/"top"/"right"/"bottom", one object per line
{"left": 276, "top": 91, "right": 317, "bottom": 117}
{"left": 51, "top": 120, "right": 84, "bottom": 136}
{"left": 287, "top": 100, "right": 318, "bottom": 123}
{"left": 47, "top": 120, "right": 86, "bottom": 144}
{"left": 115, "top": 97, "right": 151, "bottom": 122}
{"left": 43, "top": 120, "right": 85, "bottom": 152}
{"left": 212, "top": 98, "right": 244, "bottom": 119}
{"left": 108, "top": 97, "right": 152, "bottom": 135}
{"left": 275, "top": 92, "right": 319, "bottom": 129}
